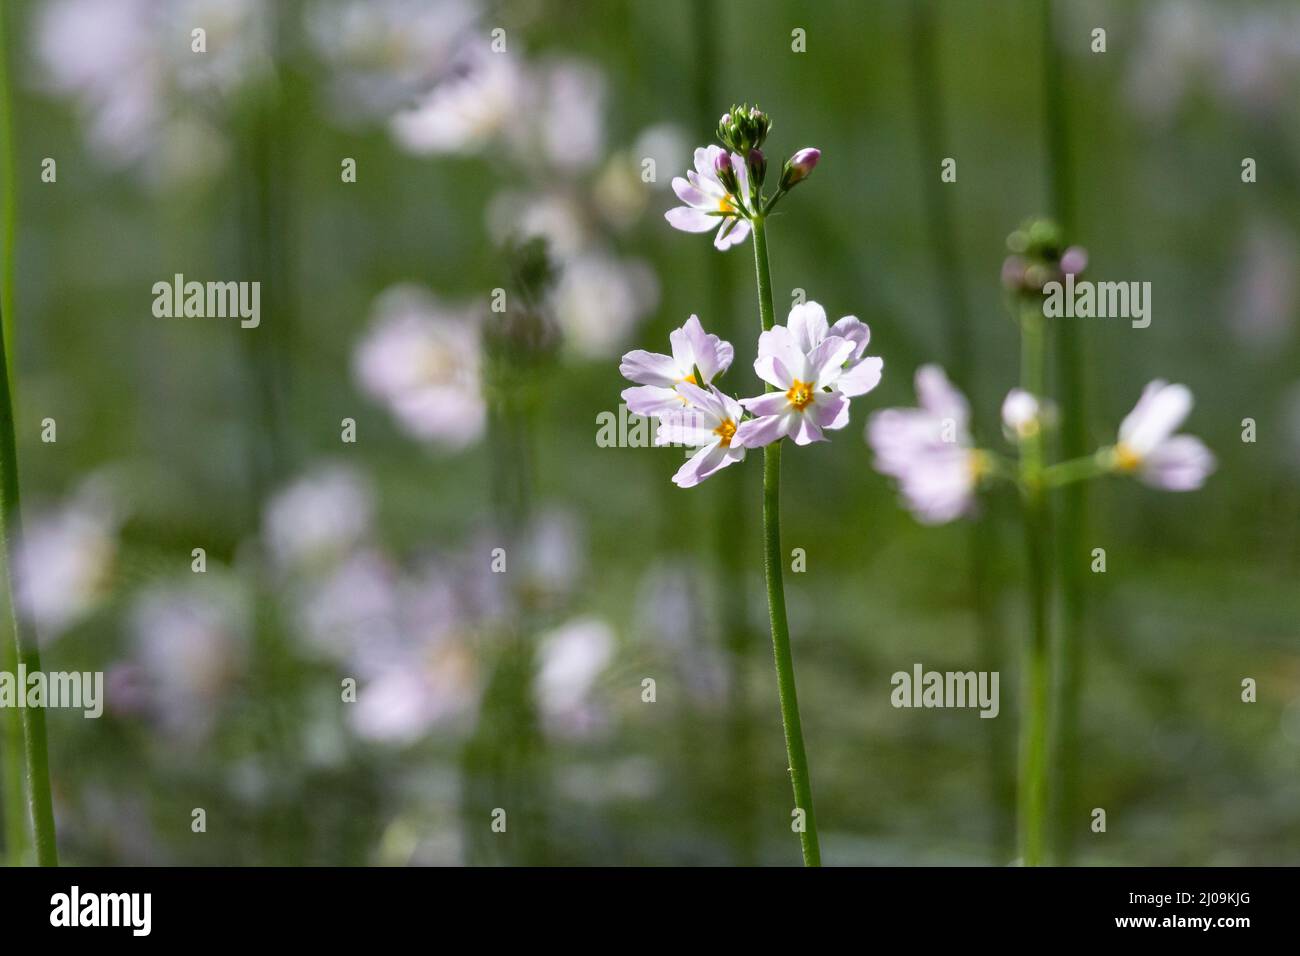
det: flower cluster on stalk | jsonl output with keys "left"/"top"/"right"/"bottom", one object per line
{"left": 867, "top": 219, "right": 1216, "bottom": 524}
{"left": 665, "top": 104, "right": 821, "bottom": 252}
{"left": 620, "top": 105, "right": 883, "bottom": 487}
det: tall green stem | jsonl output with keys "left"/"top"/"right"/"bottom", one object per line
{"left": 0, "top": 0, "right": 22, "bottom": 865}
{"left": 0, "top": 2, "right": 57, "bottom": 865}
{"left": 1017, "top": 304, "right": 1051, "bottom": 866}
{"left": 750, "top": 216, "right": 821, "bottom": 867}
{"left": 1042, "top": 0, "right": 1087, "bottom": 862}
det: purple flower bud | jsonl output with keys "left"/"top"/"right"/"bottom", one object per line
{"left": 712, "top": 149, "right": 740, "bottom": 196}
{"left": 1060, "top": 245, "right": 1088, "bottom": 276}
{"left": 780, "top": 147, "right": 821, "bottom": 190}
{"left": 790, "top": 147, "right": 820, "bottom": 174}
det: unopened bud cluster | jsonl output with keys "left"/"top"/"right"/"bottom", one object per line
{"left": 1001, "top": 217, "right": 1088, "bottom": 295}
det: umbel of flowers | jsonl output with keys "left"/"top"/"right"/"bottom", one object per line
{"left": 619, "top": 104, "right": 880, "bottom": 865}
{"left": 867, "top": 218, "right": 1215, "bottom": 865}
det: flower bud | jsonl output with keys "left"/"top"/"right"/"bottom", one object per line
{"left": 779, "top": 147, "right": 820, "bottom": 191}
{"left": 713, "top": 149, "right": 740, "bottom": 195}
{"left": 746, "top": 147, "right": 767, "bottom": 188}
{"left": 717, "top": 103, "right": 771, "bottom": 154}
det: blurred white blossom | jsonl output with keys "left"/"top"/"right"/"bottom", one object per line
{"left": 17, "top": 482, "right": 119, "bottom": 643}
{"left": 535, "top": 615, "right": 614, "bottom": 739}
{"left": 129, "top": 575, "right": 249, "bottom": 742}
{"left": 353, "top": 284, "right": 486, "bottom": 450}
{"left": 263, "top": 463, "right": 375, "bottom": 572}
{"left": 551, "top": 252, "right": 659, "bottom": 359}
{"left": 306, "top": 0, "right": 481, "bottom": 122}
{"left": 34, "top": 0, "right": 269, "bottom": 184}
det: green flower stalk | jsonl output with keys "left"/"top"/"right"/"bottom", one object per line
{"left": 869, "top": 218, "right": 1214, "bottom": 866}
{"left": 632, "top": 104, "right": 884, "bottom": 864}
{"left": 0, "top": 0, "right": 58, "bottom": 866}
{"left": 750, "top": 215, "right": 821, "bottom": 867}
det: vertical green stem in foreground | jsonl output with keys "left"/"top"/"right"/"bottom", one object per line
{"left": 751, "top": 217, "right": 821, "bottom": 867}
{"left": 0, "top": 3, "right": 56, "bottom": 866}
{"left": 1042, "top": 0, "right": 1087, "bottom": 863}
{"left": 0, "top": 0, "right": 21, "bottom": 863}
{"left": 1017, "top": 305, "right": 1051, "bottom": 867}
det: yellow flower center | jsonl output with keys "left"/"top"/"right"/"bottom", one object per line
{"left": 676, "top": 373, "right": 697, "bottom": 403}
{"left": 713, "top": 418, "right": 737, "bottom": 448}
{"left": 718, "top": 197, "right": 736, "bottom": 215}
{"left": 786, "top": 379, "right": 815, "bottom": 411}
{"left": 1113, "top": 442, "right": 1142, "bottom": 473}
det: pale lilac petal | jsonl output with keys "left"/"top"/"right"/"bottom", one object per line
{"left": 1119, "top": 381, "right": 1192, "bottom": 455}
{"left": 734, "top": 414, "right": 788, "bottom": 449}
{"left": 898, "top": 450, "right": 976, "bottom": 524}
{"left": 672, "top": 441, "right": 739, "bottom": 488}
{"left": 718, "top": 392, "right": 745, "bottom": 424}
{"left": 730, "top": 150, "right": 751, "bottom": 205}
{"left": 683, "top": 315, "right": 733, "bottom": 381}
{"left": 669, "top": 324, "right": 692, "bottom": 371}
{"left": 789, "top": 414, "right": 826, "bottom": 446}
{"left": 829, "top": 316, "right": 870, "bottom": 359}
{"left": 753, "top": 353, "right": 794, "bottom": 390}
{"left": 619, "top": 349, "right": 681, "bottom": 386}
{"left": 738, "top": 391, "right": 791, "bottom": 417}
{"left": 621, "top": 385, "right": 683, "bottom": 418}
{"left": 812, "top": 392, "right": 850, "bottom": 430}
{"left": 666, "top": 206, "right": 718, "bottom": 233}
{"left": 1139, "top": 435, "right": 1216, "bottom": 490}
{"left": 787, "top": 301, "right": 829, "bottom": 353}
{"left": 713, "top": 218, "right": 750, "bottom": 250}
{"left": 756, "top": 325, "right": 805, "bottom": 381}
{"left": 694, "top": 145, "right": 718, "bottom": 180}
{"left": 808, "top": 335, "right": 856, "bottom": 389}
{"left": 675, "top": 381, "right": 728, "bottom": 420}
{"left": 656, "top": 408, "right": 719, "bottom": 448}
{"left": 671, "top": 176, "right": 708, "bottom": 207}
{"left": 837, "top": 356, "right": 883, "bottom": 397}
{"left": 915, "top": 364, "right": 970, "bottom": 433}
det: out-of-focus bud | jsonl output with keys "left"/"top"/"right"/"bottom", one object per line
{"left": 1001, "top": 255, "right": 1027, "bottom": 291}
{"left": 713, "top": 148, "right": 740, "bottom": 195}
{"left": 779, "top": 147, "right": 820, "bottom": 191}
{"left": 1060, "top": 245, "right": 1088, "bottom": 276}
{"left": 746, "top": 147, "right": 767, "bottom": 188}
{"left": 1003, "top": 217, "right": 1087, "bottom": 296}
{"left": 717, "top": 104, "right": 771, "bottom": 154}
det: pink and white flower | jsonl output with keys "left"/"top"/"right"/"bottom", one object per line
{"left": 867, "top": 364, "right": 984, "bottom": 524}
{"left": 1112, "top": 380, "right": 1216, "bottom": 490}
{"left": 733, "top": 301, "right": 880, "bottom": 447}
{"left": 619, "top": 315, "right": 734, "bottom": 417}
{"left": 655, "top": 384, "right": 747, "bottom": 488}
{"left": 784, "top": 301, "right": 883, "bottom": 398}
{"left": 665, "top": 145, "right": 752, "bottom": 251}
